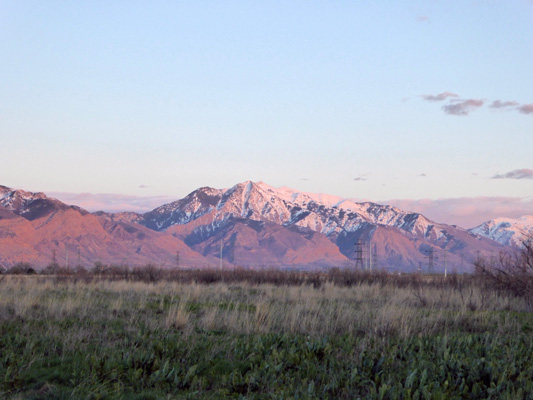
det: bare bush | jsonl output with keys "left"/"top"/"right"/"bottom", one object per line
{"left": 474, "top": 235, "right": 533, "bottom": 309}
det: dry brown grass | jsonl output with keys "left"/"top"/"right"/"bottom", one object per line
{"left": 1, "top": 274, "right": 530, "bottom": 340}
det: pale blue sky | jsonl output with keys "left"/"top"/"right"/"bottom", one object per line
{"left": 2, "top": 1, "right": 532, "bottom": 225}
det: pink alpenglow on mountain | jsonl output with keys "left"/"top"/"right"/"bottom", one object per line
{"left": 0, "top": 182, "right": 506, "bottom": 272}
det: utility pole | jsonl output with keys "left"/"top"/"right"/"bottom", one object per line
{"left": 65, "top": 247, "right": 69, "bottom": 272}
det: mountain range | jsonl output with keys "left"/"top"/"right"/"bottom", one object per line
{"left": 1, "top": 182, "right": 530, "bottom": 272}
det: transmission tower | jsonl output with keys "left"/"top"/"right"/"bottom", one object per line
{"left": 427, "top": 247, "right": 434, "bottom": 274}
{"left": 367, "top": 241, "right": 372, "bottom": 271}
{"left": 372, "top": 244, "right": 378, "bottom": 271}
{"left": 354, "top": 240, "right": 365, "bottom": 270}
{"left": 443, "top": 249, "right": 447, "bottom": 278}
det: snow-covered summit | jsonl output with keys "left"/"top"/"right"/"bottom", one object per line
{"left": 469, "top": 216, "right": 533, "bottom": 247}
{"left": 139, "top": 181, "right": 443, "bottom": 239}
{"left": 0, "top": 185, "right": 85, "bottom": 220}
{"left": 0, "top": 187, "right": 48, "bottom": 212}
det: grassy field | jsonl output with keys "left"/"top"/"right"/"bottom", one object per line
{"left": 1, "top": 269, "right": 533, "bottom": 399}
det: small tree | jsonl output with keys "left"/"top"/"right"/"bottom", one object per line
{"left": 474, "top": 235, "right": 533, "bottom": 308}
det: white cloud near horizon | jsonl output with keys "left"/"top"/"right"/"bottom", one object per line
{"left": 385, "top": 197, "right": 533, "bottom": 228}
{"left": 49, "top": 192, "right": 177, "bottom": 213}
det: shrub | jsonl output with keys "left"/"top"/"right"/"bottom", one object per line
{"left": 474, "top": 235, "right": 533, "bottom": 309}
{"left": 6, "top": 262, "right": 36, "bottom": 275}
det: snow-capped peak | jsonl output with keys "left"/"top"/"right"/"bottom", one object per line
{"left": 0, "top": 187, "right": 48, "bottom": 211}
{"left": 469, "top": 215, "right": 533, "bottom": 247}
{"left": 139, "top": 180, "right": 445, "bottom": 241}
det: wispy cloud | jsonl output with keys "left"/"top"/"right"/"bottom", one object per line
{"left": 353, "top": 173, "right": 370, "bottom": 182}
{"left": 518, "top": 104, "right": 533, "bottom": 114}
{"left": 442, "top": 99, "right": 484, "bottom": 116}
{"left": 417, "top": 15, "right": 429, "bottom": 22}
{"left": 492, "top": 169, "right": 533, "bottom": 180}
{"left": 422, "top": 91, "right": 458, "bottom": 102}
{"left": 49, "top": 192, "right": 177, "bottom": 213}
{"left": 423, "top": 91, "right": 532, "bottom": 116}
{"left": 490, "top": 100, "right": 519, "bottom": 109}
{"left": 418, "top": 173, "right": 426, "bottom": 177}
{"left": 384, "top": 196, "right": 533, "bottom": 228}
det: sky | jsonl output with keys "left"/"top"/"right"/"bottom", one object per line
{"left": 2, "top": 1, "right": 532, "bottom": 228}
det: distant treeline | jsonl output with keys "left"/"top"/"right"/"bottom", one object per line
{"left": 2, "top": 260, "right": 475, "bottom": 288}
{"left": 3, "top": 241, "right": 532, "bottom": 307}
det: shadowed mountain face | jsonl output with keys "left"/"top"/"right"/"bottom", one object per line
{"left": 135, "top": 181, "right": 505, "bottom": 272}
{"left": 0, "top": 182, "right": 506, "bottom": 271}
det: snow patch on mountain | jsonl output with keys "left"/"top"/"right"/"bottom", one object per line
{"left": 141, "top": 181, "right": 452, "bottom": 246}
{"left": 469, "top": 216, "right": 533, "bottom": 247}
{"left": 0, "top": 188, "right": 47, "bottom": 210}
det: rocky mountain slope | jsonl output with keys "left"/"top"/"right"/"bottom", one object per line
{"left": 0, "top": 186, "right": 209, "bottom": 268}
{"left": 136, "top": 181, "right": 504, "bottom": 272}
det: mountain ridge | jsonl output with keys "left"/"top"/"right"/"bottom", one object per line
{"left": 134, "top": 181, "right": 505, "bottom": 271}
{"left": 1, "top": 181, "right": 518, "bottom": 271}
{"left": 0, "top": 186, "right": 211, "bottom": 268}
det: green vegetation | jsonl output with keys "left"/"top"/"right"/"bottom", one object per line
{"left": 1, "top": 270, "right": 533, "bottom": 399}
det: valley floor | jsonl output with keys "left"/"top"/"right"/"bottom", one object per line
{"left": 1, "top": 272, "right": 532, "bottom": 399}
